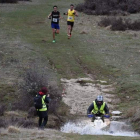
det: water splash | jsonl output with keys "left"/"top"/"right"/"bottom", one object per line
{"left": 61, "top": 119, "right": 140, "bottom": 137}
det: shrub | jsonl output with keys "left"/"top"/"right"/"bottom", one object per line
{"left": 75, "top": 3, "right": 84, "bottom": 12}
{"left": 12, "top": 67, "right": 50, "bottom": 110}
{"left": 27, "top": 107, "right": 37, "bottom": 118}
{"left": 0, "top": 0, "right": 18, "bottom": 3}
{"left": 111, "top": 18, "right": 126, "bottom": 31}
{"left": 126, "top": 19, "right": 140, "bottom": 31}
{"left": 75, "top": 0, "right": 140, "bottom": 15}
{"left": 18, "top": 0, "right": 32, "bottom": 1}
{"left": 98, "top": 17, "right": 140, "bottom": 31}
{"left": 12, "top": 66, "right": 62, "bottom": 117}
{"left": 0, "top": 119, "right": 6, "bottom": 128}
{"left": 0, "top": 105, "right": 6, "bottom": 116}
{"left": 98, "top": 17, "right": 112, "bottom": 27}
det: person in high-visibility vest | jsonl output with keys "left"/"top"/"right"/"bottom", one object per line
{"left": 63, "top": 4, "right": 78, "bottom": 39}
{"left": 37, "top": 87, "right": 50, "bottom": 130}
{"left": 87, "top": 95, "right": 109, "bottom": 122}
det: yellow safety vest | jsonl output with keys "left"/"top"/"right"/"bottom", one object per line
{"left": 38, "top": 95, "right": 47, "bottom": 111}
{"left": 67, "top": 9, "right": 75, "bottom": 22}
{"left": 92, "top": 101, "right": 105, "bottom": 114}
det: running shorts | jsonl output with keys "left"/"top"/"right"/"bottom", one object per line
{"left": 67, "top": 21, "right": 74, "bottom": 27}
{"left": 51, "top": 23, "right": 60, "bottom": 29}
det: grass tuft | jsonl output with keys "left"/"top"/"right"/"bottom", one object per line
{"left": 7, "top": 126, "right": 20, "bottom": 133}
{"left": 5, "top": 111, "right": 20, "bottom": 117}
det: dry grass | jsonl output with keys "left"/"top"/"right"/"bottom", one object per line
{"left": 132, "top": 108, "right": 140, "bottom": 122}
{"left": 124, "top": 107, "right": 137, "bottom": 118}
{"left": 5, "top": 111, "right": 20, "bottom": 117}
{"left": 0, "top": 127, "right": 140, "bottom": 140}
{"left": 7, "top": 126, "right": 20, "bottom": 133}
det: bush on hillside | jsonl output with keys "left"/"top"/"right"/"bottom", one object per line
{"left": 0, "top": 105, "right": 6, "bottom": 116}
{"left": 0, "top": 0, "right": 18, "bottom": 3}
{"left": 12, "top": 67, "right": 61, "bottom": 115}
{"left": 98, "top": 17, "right": 140, "bottom": 31}
{"left": 0, "top": 119, "right": 6, "bottom": 128}
{"left": 27, "top": 107, "right": 37, "bottom": 118}
{"left": 0, "top": 0, "right": 31, "bottom": 3}
{"left": 75, "top": 0, "right": 140, "bottom": 15}
{"left": 19, "top": 0, "right": 31, "bottom": 1}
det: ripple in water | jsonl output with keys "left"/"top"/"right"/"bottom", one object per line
{"left": 61, "top": 120, "right": 140, "bottom": 137}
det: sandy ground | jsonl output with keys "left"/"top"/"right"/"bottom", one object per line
{"left": 61, "top": 78, "right": 117, "bottom": 115}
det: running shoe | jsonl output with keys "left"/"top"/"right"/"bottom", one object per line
{"left": 52, "top": 40, "right": 56, "bottom": 43}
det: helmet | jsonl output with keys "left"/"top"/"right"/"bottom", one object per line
{"left": 97, "top": 95, "right": 103, "bottom": 102}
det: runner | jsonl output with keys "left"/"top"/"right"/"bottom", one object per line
{"left": 48, "top": 6, "right": 61, "bottom": 43}
{"left": 64, "top": 4, "right": 78, "bottom": 39}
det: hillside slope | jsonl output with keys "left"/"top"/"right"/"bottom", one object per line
{"left": 0, "top": 0, "right": 140, "bottom": 137}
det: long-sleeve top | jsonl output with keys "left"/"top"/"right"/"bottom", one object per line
{"left": 87, "top": 100, "right": 109, "bottom": 114}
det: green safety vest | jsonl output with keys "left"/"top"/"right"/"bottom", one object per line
{"left": 38, "top": 95, "right": 47, "bottom": 111}
{"left": 92, "top": 101, "right": 105, "bottom": 114}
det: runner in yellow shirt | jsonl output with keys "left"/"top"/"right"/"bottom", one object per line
{"left": 64, "top": 4, "right": 78, "bottom": 39}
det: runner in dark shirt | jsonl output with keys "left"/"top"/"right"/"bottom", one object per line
{"left": 48, "top": 6, "right": 61, "bottom": 43}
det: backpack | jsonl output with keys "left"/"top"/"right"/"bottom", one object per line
{"left": 34, "top": 94, "right": 42, "bottom": 109}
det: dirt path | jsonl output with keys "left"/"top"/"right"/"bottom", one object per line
{"left": 61, "top": 78, "right": 117, "bottom": 115}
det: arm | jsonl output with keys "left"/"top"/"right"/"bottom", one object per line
{"left": 104, "top": 103, "right": 109, "bottom": 114}
{"left": 59, "top": 12, "right": 62, "bottom": 19}
{"left": 48, "top": 12, "right": 52, "bottom": 19}
{"left": 45, "top": 94, "right": 50, "bottom": 103}
{"left": 87, "top": 103, "right": 94, "bottom": 114}
{"left": 63, "top": 10, "right": 68, "bottom": 15}
{"left": 74, "top": 10, "right": 78, "bottom": 17}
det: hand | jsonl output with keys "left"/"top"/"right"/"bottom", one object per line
{"left": 48, "top": 16, "right": 51, "bottom": 19}
{"left": 87, "top": 114, "right": 93, "bottom": 118}
{"left": 47, "top": 94, "right": 50, "bottom": 97}
{"left": 104, "top": 114, "right": 110, "bottom": 118}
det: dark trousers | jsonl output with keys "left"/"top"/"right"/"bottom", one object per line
{"left": 38, "top": 111, "right": 48, "bottom": 128}
{"left": 39, "top": 116, "right": 48, "bottom": 127}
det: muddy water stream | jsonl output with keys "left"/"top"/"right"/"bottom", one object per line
{"left": 60, "top": 78, "right": 140, "bottom": 137}
{"left": 61, "top": 118, "right": 139, "bottom": 137}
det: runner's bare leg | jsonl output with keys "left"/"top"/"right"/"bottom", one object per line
{"left": 56, "top": 29, "right": 59, "bottom": 34}
{"left": 67, "top": 25, "right": 71, "bottom": 36}
{"left": 52, "top": 28, "right": 55, "bottom": 40}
